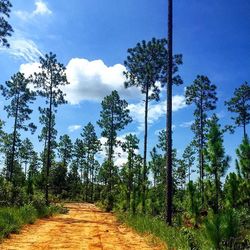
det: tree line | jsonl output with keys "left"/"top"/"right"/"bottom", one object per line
{"left": 0, "top": 1, "right": 249, "bottom": 248}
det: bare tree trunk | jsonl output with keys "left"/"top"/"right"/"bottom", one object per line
{"left": 127, "top": 152, "right": 133, "bottom": 210}
{"left": 10, "top": 92, "right": 20, "bottom": 182}
{"left": 107, "top": 109, "right": 114, "bottom": 211}
{"left": 243, "top": 121, "right": 246, "bottom": 138}
{"left": 166, "top": 0, "right": 173, "bottom": 226}
{"left": 215, "top": 170, "right": 219, "bottom": 214}
{"left": 45, "top": 81, "right": 53, "bottom": 206}
{"left": 142, "top": 84, "right": 149, "bottom": 213}
{"left": 200, "top": 102, "right": 205, "bottom": 206}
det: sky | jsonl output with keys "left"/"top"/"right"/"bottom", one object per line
{"left": 0, "top": 0, "right": 249, "bottom": 171}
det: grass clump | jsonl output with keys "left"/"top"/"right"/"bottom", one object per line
{"left": 0, "top": 207, "right": 22, "bottom": 238}
{"left": 0, "top": 203, "right": 66, "bottom": 240}
{"left": 117, "top": 213, "right": 191, "bottom": 250}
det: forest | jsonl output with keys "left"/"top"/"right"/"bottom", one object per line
{"left": 0, "top": 0, "right": 249, "bottom": 249}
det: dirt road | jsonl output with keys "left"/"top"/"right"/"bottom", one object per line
{"left": 0, "top": 203, "right": 164, "bottom": 250}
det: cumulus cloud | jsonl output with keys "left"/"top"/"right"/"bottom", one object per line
{"left": 18, "top": 57, "right": 186, "bottom": 131}
{"left": 68, "top": 125, "right": 81, "bottom": 133}
{"left": 18, "top": 58, "right": 140, "bottom": 103}
{"left": 20, "top": 62, "right": 41, "bottom": 76}
{"left": 0, "top": 37, "right": 43, "bottom": 62}
{"left": 129, "top": 95, "right": 187, "bottom": 131}
{"left": 15, "top": 0, "right": 52, "bottom": 20}
{"left": 63, "top": 58, "right": 140, "bottom": 104}
{"left": 99, "top": 133, "right": 139, "bottom": 167}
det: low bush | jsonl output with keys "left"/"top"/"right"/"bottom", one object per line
{"left": 0, "top": 208, "right": 22, "bottom": 238}
{"left": 19, "top": 204, "right": 38, "bottom": 224}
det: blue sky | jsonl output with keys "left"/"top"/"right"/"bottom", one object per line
{"left": 0, "top": 0, "right": 249, "bottom": 170}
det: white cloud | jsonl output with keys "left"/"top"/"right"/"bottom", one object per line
{"left": 33, "top": 0, "right": 52, "bottom": 15}
{"left": 18, "top": 58, "right": 186, "bottom": 133}
{"left": 15, "top": 0, "right": 52, "bottom": 20}
{"left": 0, "top": 37, "right": 43, "bottom": 62}
{"left": 129, "top": 95, "right": 187, "bottom": 131}
{"left": 179, "top": 120, "right": 194, "bottom": 128}
{"left": 98, "top": 133, "right": 139, "bottom": 167}
{"left": 68, "top": 125, "right": 82, "bottom": 132}
{"left": 18, "top": 58, "right": 140, "bottom": 102}
{"left": 63, "top": 58, "right": 140, "bottom": 104}
{"left": 20, "top": 62, "right": 41, "bottom": 76}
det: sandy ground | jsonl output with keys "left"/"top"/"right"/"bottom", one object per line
{"left": 0, "top": 203, "right": 164, "bottom": 250}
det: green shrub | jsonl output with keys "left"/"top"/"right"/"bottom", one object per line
{"left": 205, "top": 212, "right": 224, "bottom": 249}
{"left": 31, "top": 193, "right": 46, "bottom": 211}
{"left": 0, "top": 208, "right": 22, "bottom": 238}
{"left": 19, "top": 204, "right": 38, "bottom": 224}
{"left": 205, "top": 209, "right": 241, "bottom": 249}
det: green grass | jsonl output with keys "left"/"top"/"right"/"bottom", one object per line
{"left": 117, "top": 213, "right": 192, "bottom": 250}
{"left": 0, "top": 203, "right": 66, "bottom": 240}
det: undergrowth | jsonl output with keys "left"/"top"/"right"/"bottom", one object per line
{"left": 116, "top": 212, "right": 194, "bottom": 250}
{"left": 0, "top": 203, "right": 66, "bottom": 240}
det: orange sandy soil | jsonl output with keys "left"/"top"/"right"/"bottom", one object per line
{"left": 0, "top": 203, "right": 165, "bottom": 250}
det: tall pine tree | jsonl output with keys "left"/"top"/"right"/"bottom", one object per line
{"left": 124, "top": 38, "right": 182, "bottom": 214}
{"left": 185, "top": 75, "right": 217, "bottom": 205}
{"left": 205, "top": 115, "right": 230, "bottom": 213}
{"left": 34, "top": 52, "right": 69, "bottom": 204}
{"left": 81, "top": 122, "right": 101, "bottom": 201}
{"left": 0, "top": 72, "right": 36, "bottom": 181}
{"left": 98, "top": 90, "right": 132, "bottom": 211}
{"left": 225, "top": 82, "right": 250, "bottom": 138}
{"left": 121, "top": 133, "right": 139, "bottom": 211}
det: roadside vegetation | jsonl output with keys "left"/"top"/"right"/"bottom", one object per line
{"left": 0, "top": 201, "right": 67, "bottom": 240}
{"left": 0, "top": 0, "right": 249, "bottom": 249}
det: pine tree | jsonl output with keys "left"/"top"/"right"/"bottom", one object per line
{"left": 185, "top": 75, "right": 217, "bottom": 205}
{"left": 236, "top": 135, "right": 250, "bottom": 180}
{"left": 67, "top": 162, "right": 81, "bottom": 199}
{"left": 149, "top": 147, "right": 163, "bottom": 188}
{"left": 121, "top": 133, "right": 139, "bottom": 211}
{"left": 148, "top": 147, "right": 165, "bottom": 215}
{"left": 50, "top": 162, "right": 67, "bottom": 197}
{"left": 34, "top": 52, "right": 69, "bottom": 205}
{"left": 182, "top": 143, "right": 196, "bottom": 183}
{"left": 73, "top": 138, "right": 85, "bottom": 182}
{"left": 124, "top": 38, "right": 182, "bottom": 214}
{"left": 205, "top": 115, "right": 230, "bottom": 213}
{"left": 225, "top": 82, "right": 250, "bottom": 137}
{"left": 0, "top": 72, "right": 36, "bottom": 182}
{"left": 235, "top": 136, "right": 250, "bottom": 207}
{"left": 97, "top": 90, "right": 132, "bottom": 211}
{"left": 0, "top": 119, "right": 6, "bottom": 153}
{"left": 0, "top": 0, "right": 13, "bottom": 47}
{"left": 224, "top": 172, "right": 240, "bottom": 208}
{"left": 187, "top": 181, "right": 200, "bottom": 227}
{"left": 157, "top": 129, "right": 167, "bottom": 153}
{"left": 81, "top": 122, "right": 101, "bottom": 201}
{"left": 26, "top": 151, "right": 40, "bottom": 198}
{"left": 58, "top": 134, "right": 73, "bottom": 168}
{"left": 19, "top": 138, "right": 35, "bottom": 178}
{"left": 38, "top": 107, "right": 57, "bottom": 194}
{"left": 166, "top": 0, "right": 173, "bottom": 225}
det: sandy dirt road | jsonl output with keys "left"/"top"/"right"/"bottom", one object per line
{"left": 0, "top": 203, "right": 164, "bottom": 250}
